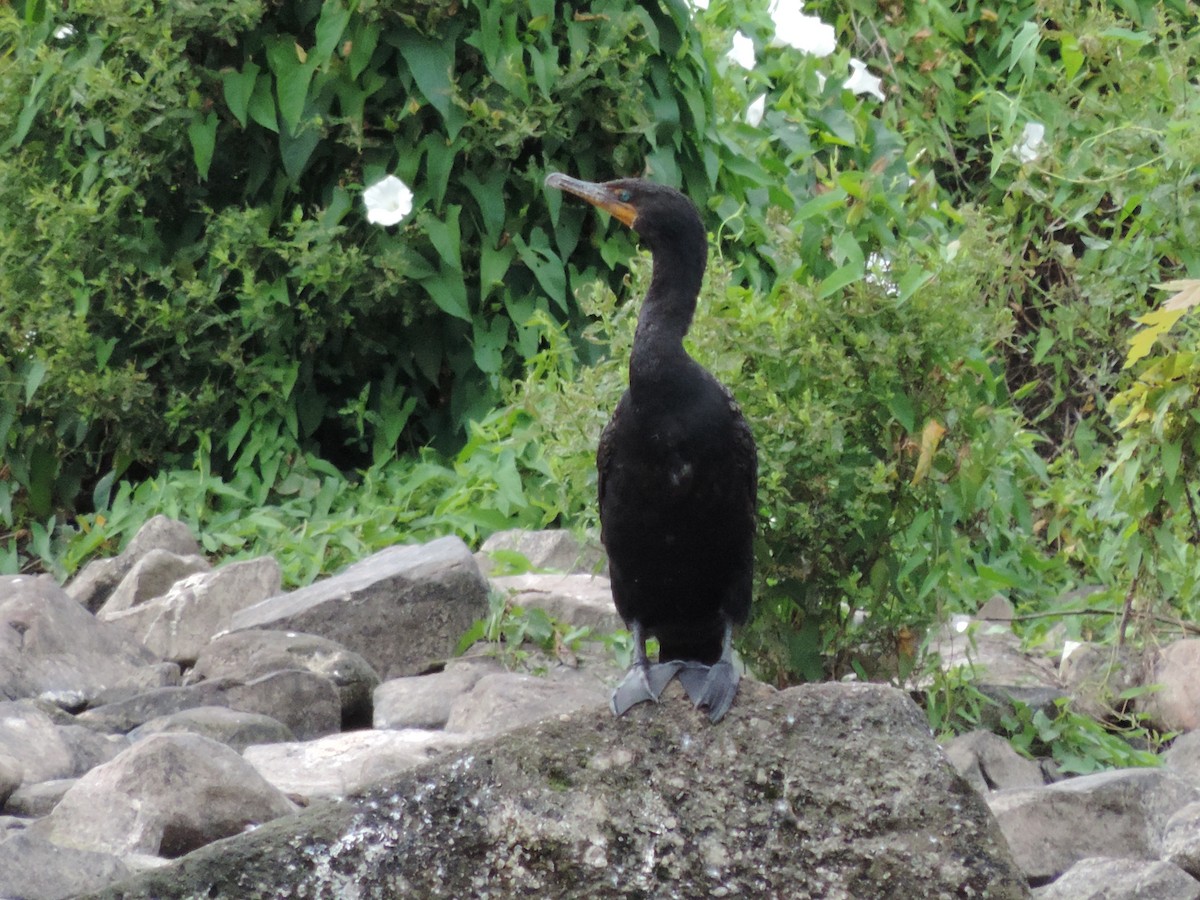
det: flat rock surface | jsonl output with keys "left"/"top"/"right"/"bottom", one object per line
{"left": 0, "top": 576, "right": 159, "bottom": 703}
{"left": 227, "top": 537, "right": 488, "bottom": 680}
{"left": 488, "top": 572, "right": 622, "bottom": 631}
{"left": 989, "top": 767, "right": 1200, "bottom": 882}
{"left": 87, "top": 683, "right": 1028, "bottom": 899}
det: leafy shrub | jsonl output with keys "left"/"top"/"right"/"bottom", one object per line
{"left": 816, "top": 0, "right": 1200, "bottom": 441}
{"left": 0, "top": 0, "right": 717, "bottom": 553}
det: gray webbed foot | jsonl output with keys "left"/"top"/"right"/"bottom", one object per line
{"left": 610, "top": 661, "right": 685, "bottom": 716}
{"left": 678, "top": 660, "right": 741, "bottom": 723}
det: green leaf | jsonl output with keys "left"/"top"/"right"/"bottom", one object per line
{"left": 425, "top": 206, "right": 463, "bottom": 272}
{"left": 1060, "top": 33, "right": 1084, "bottom": 81}
{"left": 816, "top": 262, "right": 862, "bottom": 300}
{"left": 222, "top": 63, "right": 260, "bottom": 128}
{"left": 348, "top": 22, "right": 381, "bottom": 79}
{"left": 513, "top": 229, "right": 566, "bottom": 313}
{"left": 266, "top": 38, "right": 317, "bottom": 135}
{"left": 279, "top": 125, "right": 320, "bottom": 181}
{"left": 247, "top": 73, "right": 279, "bottom": 132}
{"left": 1007, "top": 21, "right": 1041, "bottom": 78}
{"left": 420, "top": 271, "right": 471, "bottom": 322}
{"left": 313, "top": 0, "right": 352, "bottom": 64}
{"left": 886, "top": 391, "right": 915, "bottom": 433}
{"left": 187, "top": 112, "right": 218, "bottom": 180}
{"left": 23, "top": 359, "right": 48, "bottom": 404}
{"left": 1161, "top": 439, "right": 1183, "bottom": 484}
{"left": 394, "top": 32, "right": 457, "bottom": 131}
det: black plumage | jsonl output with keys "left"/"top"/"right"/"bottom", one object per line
{"left": 545, "top": 173, "right": 757, "bottom": 722}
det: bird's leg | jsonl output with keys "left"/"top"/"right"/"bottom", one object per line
{"left": 677, "top": 622, "right": 741, "bottom": 723}
{"left": 610, "top": 621, "right": 684, "bottom": 717}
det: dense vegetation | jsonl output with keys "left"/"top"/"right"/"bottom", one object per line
{"left": 3, "top": 0, "right": 1200, "bottom": 762}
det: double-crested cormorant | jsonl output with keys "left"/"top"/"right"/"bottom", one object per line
{"left": 545, "top": 173, "right": 757, "bottom": 723}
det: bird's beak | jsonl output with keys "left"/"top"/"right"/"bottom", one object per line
{"left": 545, "top": 173, "right": 637, "bottom": 228}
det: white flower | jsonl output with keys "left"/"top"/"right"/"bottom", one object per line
{"left": 746, "top": 93, "right": 767, "bottom": 126}
{"left": 770, "top": 0, "right": 836, "bottom": 57}
{"left": 728, "top": 31, "right": 756, "bottom": 70}
{"left": 1013, "top": 121, "right": 1045, "bottom": 163}
{"left": 846, "top": 58, "right": 885, "bottom": 101}
{"left": 363, "top": 174, "right": 413, "bottom": 227}
{"left": 53, "top": 24, "right": 76, "bottom": 40}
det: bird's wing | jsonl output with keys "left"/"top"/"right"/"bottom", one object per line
{"left": 596, "top": 397, "right": 624, "bottom": 543}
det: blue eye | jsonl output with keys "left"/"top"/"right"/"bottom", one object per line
{"left": 618, "top": 189, "right": 632, "bottom": 202}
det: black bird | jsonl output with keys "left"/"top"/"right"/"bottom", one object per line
{"left": 545, "top": 173, "right": 757, "bottom": 723}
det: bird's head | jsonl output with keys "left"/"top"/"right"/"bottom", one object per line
{"left": 545, "top": 173, "right": 705, "bottom": 257}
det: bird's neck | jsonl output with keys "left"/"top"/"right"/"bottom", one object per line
{"left": 629, "top": 243, "right": 706, "bottom": 394}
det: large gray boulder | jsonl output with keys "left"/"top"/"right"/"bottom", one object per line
{"left": 0, "top": 830, "right": 132, "bottom": 900}
{"left": 227, "top": 537, "right": 488, "bottom": 679}
{"left": 78, "top": 670, "right": 341, "bottom": 740}
{"left": 0, "top": 576, "right": 159, "bottom": 703}
{"left": 96, "top": 548, "right": 211, "bottom": 617}
{"left": 1035, "top": 856, "right": 1200, "bottom": 899}
{"left": 31, "top": 733, "right": 297, "bottom": 859}
{"left": 101, "top": 557, "right": 282, "bottom": 665}
{"left": 989, "top": 767, "right": 1200, "bottom": 882}
{"left": 242, "top": 729, "right": 473, "bottom": 802}
{"left": 87, "top": 683, "right": 1028, "bottom": 898}
{"left": 67, "top": 515, "right": 203, "bottom": 613}
{"left": 188, "top": 629, "right": 380, "bottom": 728}
{"left": 1139, "top": 639, "right": 1200, "bottom": 733}
{"left": 0, "top": 699, "right": 128, "bottom": 784}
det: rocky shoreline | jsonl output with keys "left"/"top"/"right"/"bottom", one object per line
{"left": 0, "top": 517, "right": 1198, "bottom": 897}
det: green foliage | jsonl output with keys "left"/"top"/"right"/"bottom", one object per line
{"left": 924, "top": 665, "right": 1162, "bottom": 774}
{"left": 816, "top": 0, "right": 1200, "bottom": 442}
{"left": 0, "top": 0, "right": 717, "bottom": 552}
{"left": 456, "top": 588, "right": 599, "bottom": 673}
{"left": 1001, "top": 699, "right": 1162, "bottom": 775}
{"left": 42, "top": 400, "right": 557, "bottom": 584}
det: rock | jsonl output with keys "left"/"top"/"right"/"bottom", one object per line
{"left": 1164, "top": 730, "right": 1200, "bottom": 785}
{"left": 988, "top": 767, "right": 1200, "bottom": 882}
{"left": 0, "top": 830, "right": 132, "bottom": 900}
{"left": 96, "top": 548, "right": 211, "bottom": 616}
{"left": 228, "top": 537, "right": 489, "bottom": 680}
{"left": 978, "top": 594, "right": 1015, "bottom": 621}
{"left": 475, "top": 528, "right": 606, "bottom": 576}
{"left": 86, "top": 683, "right": 1027, "bottom": 899}
{"left": 67, "top": 515, "right": 202, "bottom": 613}
{"left": 90, "top": 661, "right": 183, "bottom": 707}
{"left": 129, "top": 707, "right": 295, "bottom": 753}
{"left": 188, "top": 630, "right": 380, "bottom": 729}
{"left": 0, "top": 700, "right": 128, "bottom": 784}
{"left": 243, "top": 729, "right": 474, "bottom": 802}
{"left": 0, "top": 575, "right": 159, "bottom": 703}
{"left": 445, "top": 670, "right": 608, "bottom": 736}
{"left": 928, "top": 617, "right": 1066, "bottom": 728}
{"left": 373, "top": 657, "right": 501, "bottom": 731}
{"left": 101, "top": 557, "right": 282, "bottom": 665}
{"left": 942, "top": 730, "right": 1046, "bottom": 794}
{"left": 1060, "top": 643, "right": 1142, "bottom": 721}
{"left": 489, "top": 572, "right": 623, "bottom": 632}
{"left": 31, "top": 734, "right": 297, "bottom": 858}
{"left": 1139, "top": 639, "right": 1200, "bottom": 733}
{"left": 4, "top": 777, "right": 76, "bottom": 818}
{"left": 1034, "top": 857, "right": 1200, "bottom": 899}
{"left": 79, "top": 670, "right": 341, "bottom": 740}
{"left": 1163, "top": 800, "right": 1200, "bottom": 879}
{"left": 0, "top": 752, "right": 19, "bottom": 806}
